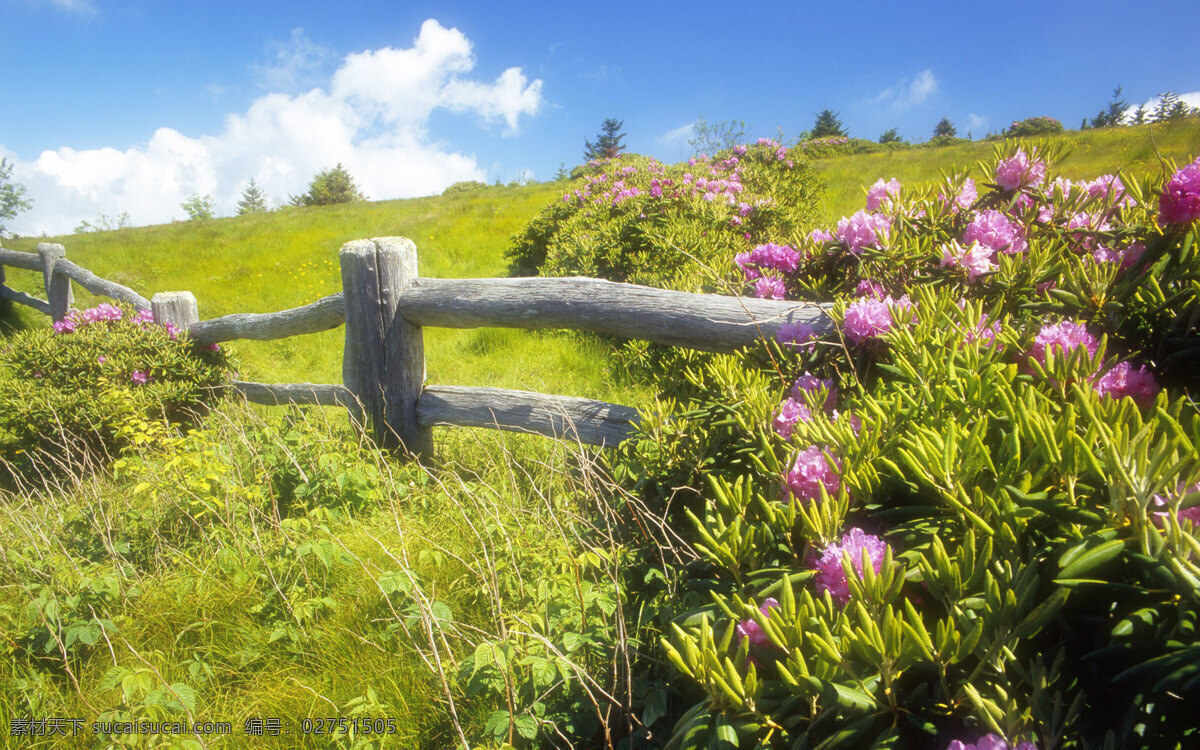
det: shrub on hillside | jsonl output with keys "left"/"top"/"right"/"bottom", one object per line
{"left": 1004, "top": 116, "right": 1064, "bottom": 138}
{"left": 507, "top": 142, "right": 822, "bottom": 293}
{"left": 796, "top": 136, "right": 908, "bottom": 159}
{"left": 442, "top": 180, "right": 489, "bottom": 196}
{"left": 0, "top": 303, "right": 230, "bottom": 483}
{"left": 289, "top": 163, "right": 366, "bottom": 207}
{"left": 617, "top": 146, "right": 1200, "bottom": 747}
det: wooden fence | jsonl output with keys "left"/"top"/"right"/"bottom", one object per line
{"left": 0, "top": 237, "right": 832, "bottom": 459}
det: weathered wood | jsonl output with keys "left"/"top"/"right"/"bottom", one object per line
{"left": 232, "top": 380, "right": 355, "bottom": 408}
{"left": 397, "top": 277, "right": 833, "bottom": 352}
{"left": 417, "top": 385, "right": 639, "bottom": 447}
{"left": 0, "top": 248, "right": 44, "bottom": 271}
{"left": 340, "top": 237, "right": 432, "bottom": 458}
{"left": 186, "top": 293, "right": 345, "bottom": 345}
{"left": 152, "top": 291, "right": 200, "bottom": 329}
{"left": 0, "top": 284, "right": 52, "bottom": 315}
{"left": 37, "top": 243, "right": 73, "bottom": 321}
{"left": 57, "top": 259, "right": 151, "bottom": 309}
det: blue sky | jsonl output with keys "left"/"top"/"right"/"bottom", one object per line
{"left": 3, "top": 0, "right": 1198, "bottom": 235}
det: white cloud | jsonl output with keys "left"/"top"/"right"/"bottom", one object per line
{"left": 253, "top": 28, "right": 334, "bottom": 93}
{"left": 965, "top": 113, "right": 988, "bottom": 133}
{"left": 660, "top": 121, "right": 696, "bottom": 145}
{"left": 5, "top": 19, "right": 543, "bottom": 236}
{"left": 1122, "top": 91, "right": 1200, "bottom": 122}
{"left": 870, "top": 68, "right": 939, "bottom": 109}
{"left": 36, "top": 0, "right": 97, "bottom": 15}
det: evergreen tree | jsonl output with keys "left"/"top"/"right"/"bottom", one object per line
{"left": 933, "top": 117, "right": 957, "bottom": 138}
{"left": 583, "top": 119, "right": 626, "bottom": 161}
{"left": 878, "top": 128, "right": 903, "bottom": 144}
{"left": 0, "top": 158, "right": 32, "bottom": 237}
{"left": 810, "top": 109, "right": 847, "bottom": 138}
{"left": 236, "top": 177, "right": 269, "bottom": 215}
{"left": 1090, "top": 85, "right": 1129, "bottom": 127}
{"left": 289, "top": 164, "right": 366, "bottom": 207}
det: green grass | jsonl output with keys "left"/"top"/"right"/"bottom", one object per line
{"left": 813, "top": 119, "right": 1200, "bottom": 223}
{"left": 4, "top": 182, "right": 646, "bottom": 408}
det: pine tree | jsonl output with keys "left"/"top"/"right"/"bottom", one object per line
{"left": 236, "top": 177, "right": 269, "bottom": 215}
{"left": 1090, "top": 85, "right": 1129, "bottom": 128}
{"left": 810, "top": 109, "right": 847, "bottom": 139}
{"left": 583, "top": 119, "right": 626, "bottom": 161}
{"left": 933, "top": 117, "right": 957, "bottom": 138}
{"left": 878, "top": 128, "right": 903, "bottom": 144}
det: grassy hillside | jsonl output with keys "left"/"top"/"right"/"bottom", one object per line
{"left": 4, "top": 182, "right": 647, "bottom": 408}
{"left": 814, "top": 119, "right": 1200, "bottom": 223}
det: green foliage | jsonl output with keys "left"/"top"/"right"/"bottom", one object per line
{"left": 1153, "top": 92, "right": 1197, "bottom": 123}
{"left": 689, "top": 117, "right": 751, "bottom": 156}
{"left": 878, "top": 128, "right": 904, "bottom": 144}
{"left": 506, "top": 145, "right": 822, "bottom": 294}
{"left": 934, "top": 116, "right": 958, "bottom": 138}
{"left": 797, "top": 136, "right": 908, "bottom": 159}
{"left": 583, "top": 118, "right": 627, "bottom": 162}
{"left": 0, "top": 303, "right": 230, "bottom": 482}
{"left": 236, "top": 177, "right": 269, "bottom": 215}
{"left": 623, "top": 143, "right": 1200, "bottom": 748}
{"left": 180, "top": 193, "right": 216, "bottom": 220}
{"left": 1090, "top": 84, "right": 1130, "bottom": 128}
{"left": 442, "top": 180, "right": 489, "bottom": 196}
{"left": 1005, "top": 116, "right": 1064, "bottom": 138}
{"left": 811, "top": 109, "right": 848, "bottom": 139}
{"left": 75, "top": 211, "right": 132, "bottom": 233}
{"left": 290, "top": 163, "right": 367, "bottom": 207}
{"left": 0, "top": 156, "right": 32, "bottom": 236}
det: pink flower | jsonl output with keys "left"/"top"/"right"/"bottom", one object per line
{"left": 1159, "top": 156, "right": 1200, "bottom": 225}
{"left": 130, "top": 370, "right": 151, "bottom": 385}
{"left": 1027, "top": 322, "right": 1099, "bottom": 369}
{"left": 947, "top": 735, "right": 1037, "bottom": 750}
{"left": 963, "top": 210, "right": 1027, "bottom": 254}
{"left": 939, "top": 178, "right": 977, "bottom": 211}
{"left": 783, "top": 445, "right": 841, "bottom": 503}
{"left": 735, "top": 598, "right": 780, "bottom": 650}
{"left": 995, "top": 150, "right": 1046, "bottom": 191}
{"left": 808, "top": 228, "right": 835, "bottom": 243}
{"left": 754, "top": 276, "right": 787, "bottom": 300}
{"left": 749, "top": 242, "right": 801, "bottom": 274}
{"left": 133, "top": 308, "right": 155, "bottom": 325}
{"left": 940, "top": 240, "right": 997, "bottom": 282}
{"left": 1084, "top": 174, "right": 1131, "bottom": 208}
{"left": 814, "top": 528, "right": 889, "bottom": 604}
{"left": 52, "top": 319, "right": 77, "bottom": 334}
{"left": 843, "top": 295, "right": 912, "bottom": 345}
{"left": 790, "top": 372, "right": 837, "bottom": 412}
{"left": 865, "top": 177, "right": 901, "bottom": 211}
{"left": 855, "top": 279, "right": 886, "bottom": 298}
{"left": 773, "top": 398, "right": 813, "bottom": 439}
{"left": 1152, "top": 482, "right": 1200, "bottom": 527}
{"left": 1094, "top": 361, "right": 1159, "bottom": 406}
{"left": 835, "top": 210, "right": 891, "bottom": 252}
{"left": 777, "top": 321, "right": 816, "bottom": 350}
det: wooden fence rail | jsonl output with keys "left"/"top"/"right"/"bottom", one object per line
{"left": 1, "top": 237, "right": 833, "bottom": 458}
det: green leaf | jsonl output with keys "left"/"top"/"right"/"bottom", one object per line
{"left": 1059, "top": 538, "right": 1126, "bottom": 580}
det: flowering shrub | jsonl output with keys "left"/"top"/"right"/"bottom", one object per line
{"left": 507, "top": 145, "right": 821, "bottom": 293}
{"left": 0, "top": 302, "right": 230, "bottom": 482}
{"left": 626, "top": 143, "right": 1200, "bottom": 748}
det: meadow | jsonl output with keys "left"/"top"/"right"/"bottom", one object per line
{"left": 1, "top": 117, "right": 1199, "bottom": 749}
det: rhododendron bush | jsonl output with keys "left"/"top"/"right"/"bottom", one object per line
{"left": 625, "top": 145, "right": 1200, "bottom": 748}
{"left": 507, "top": 142, "right": 822, "bottom": 293}
{"left": 0, "top": 302, "right": 229, "bottom": 483}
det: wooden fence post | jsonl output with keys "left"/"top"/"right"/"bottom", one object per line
{"left": 339, "top": 237, "right": 431, "bottom": 459}
{"left": 37, "top": 243, "right": 73, "bottom": 321}
{"left": 151, "top": 291, "right": 199, "bottom": 329}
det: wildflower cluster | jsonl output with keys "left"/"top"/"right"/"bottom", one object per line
{"left": 508, "top": 144, "right": 821, "bottom": 295}
{"left": 654, "top": 143, "right": 1200, "bottom": 749}
{"left": 0, "top": 301, "right": 230, "bottom": 477}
